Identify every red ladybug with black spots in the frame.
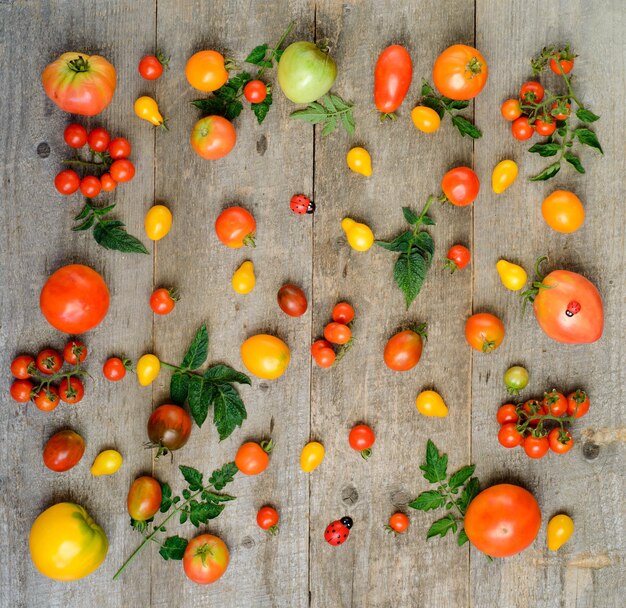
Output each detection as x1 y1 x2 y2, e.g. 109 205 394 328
290 194 315 215
324 516 353 546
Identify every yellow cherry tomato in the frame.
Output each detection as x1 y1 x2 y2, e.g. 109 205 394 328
415 390 448 417
541 190 585 233
145 204 172 241
134 96 166 127
411 106 441 133
491 160 518 194
91 449 123 476
341 217 374 252
346 147 372 176
240 334 290 380
496 259 528 291
300 441 325 472
232 260 255 294
29 503 108 581
547 514 574 551
136 354 160 386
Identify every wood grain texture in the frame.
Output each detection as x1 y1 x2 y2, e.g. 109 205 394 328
472 1 626 607
148 1 313 606
0 1 155 606
309 2 474 607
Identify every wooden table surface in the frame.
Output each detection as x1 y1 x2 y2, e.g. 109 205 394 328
1 1 624 606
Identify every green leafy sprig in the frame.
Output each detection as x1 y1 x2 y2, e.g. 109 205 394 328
419 81 482 139
409 440 480 546
375 198 435 308
73 200 148 254
245 21 294 77
159 325 251 440
114 461 238 580
290 93 356 136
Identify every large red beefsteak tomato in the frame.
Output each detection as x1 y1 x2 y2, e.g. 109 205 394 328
42 52 116 116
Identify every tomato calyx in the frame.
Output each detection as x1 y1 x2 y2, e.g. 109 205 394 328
242 233 256 248
520 255 555 314
480 335 496 353
67 55 91 73
465 56 484 77
359 448 372 461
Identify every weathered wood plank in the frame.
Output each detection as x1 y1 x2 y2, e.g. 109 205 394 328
472 1 626 606
310 2 475 606
0 1 156 606
149 1 313 606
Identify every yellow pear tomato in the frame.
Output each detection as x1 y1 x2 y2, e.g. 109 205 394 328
341 217 374 251
240 334 290 380
134 96 166 128
411 106 441 133
29 503 108 581
300 441 325 472
136 354 160 386
496 259 527 291
145 205 172 241
415 390 448 417
91 449 123 476
346 147 372 176
547 514 574 551
232 261 255 294
491 160 518 194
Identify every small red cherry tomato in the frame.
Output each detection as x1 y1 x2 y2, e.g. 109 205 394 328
387 512 409 534
324 322 351 345
109 159 135 183
11 354 35 379
108 137 132 159
519 81 544 103
256 506 279 534
543 390 567 416
10 379 34 403
243 80 267 104
36 348 62 375
63 339 87 365
54 169 80 195
33 386 60 412
534 116 556 137
441 167 480 206
498 423 523 448
550 54 574 75
522 399 547 426
59 377 85 404
103 357 130 382
348 424 375 459
496 404 519 425
567 389 589 418
548 428 574 454
500 99 522 121
100 173 117 192
313 347 336 368
523 435 549 459
150 288 179 315
444 245 470 272
87 127 110 153
511 116 534 140
332 302 355 324
80 175 102 198
139 54 166 80
63 124 88 148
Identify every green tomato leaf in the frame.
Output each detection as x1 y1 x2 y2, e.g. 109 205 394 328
575 108 600 123
187 376 209 428
208 462 238 491
421 80 435 96
340 110 356 136
402 207 420 225
409 490 445 511
528 143 561 157
181 325 209 370
179 465 203 491
170 372 190 405
446 99 470 110
204 364 251 386
159 483 172 513
375 231 413 253
92 220 149 254
159 536 188 561
201 491 236 503
321 116 337 136
564 153 585 174
189 501 224 527
72 214 96 232
74 203 93 221
530 161 561 181
412 231 435 261
448 465 476 490
457 477 480 513
179 512 188 525
212 383 247 441
575 127 603 153
245 44 269 65
420 440 448 484
457 529 469 546
191 97 228 118
451 115 482 139
420 96 445 119
394 249 428 309
251 91 272 124
426 515 458 539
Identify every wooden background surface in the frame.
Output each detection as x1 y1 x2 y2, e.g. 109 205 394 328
0 1 624 607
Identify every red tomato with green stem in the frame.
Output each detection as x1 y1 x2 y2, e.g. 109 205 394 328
107 137 131 159
496 404 519 425
383 325 426 371
548 428 573 454
550 52 574 75
522 399 547 426
243 80 267 104
54 170 80 195
43 430 85 472
551 101 571 121
567 390 589 418
444 245 470 272
191 115 236 160
150 288 179 316
59 377 85 404
103 357 130 382
433 44 488 100
324 322 351 345
10 379 34 403
374 45 413 118
498 423 523 448
127 476 163 521
534 116 556 137
36 349 62 375
215 206 256 248
235 441 271 476
465 313 505 353
139 54 167 80
512 116 534 140
63 340 87 365
349 424 375 459
147 404 192 457
441 167 480 206
79 176 102 198
523 435 549 459
256 506 279 534
543 390 567 416
332 302 355 324
11 354 35 379
33 386 60 412
520 81 544 103
63 124 88 148
183 534 229 585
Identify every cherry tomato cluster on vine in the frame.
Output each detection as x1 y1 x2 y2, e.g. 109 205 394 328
496 388 589 459
10 340 89 411
55 124 135 197
311 302 355 368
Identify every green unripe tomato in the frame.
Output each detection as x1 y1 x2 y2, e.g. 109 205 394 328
277 41 337 104
504 365 529 396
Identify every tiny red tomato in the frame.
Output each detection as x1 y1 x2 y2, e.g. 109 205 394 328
441 167 480 206
522 399 547 426
110 159 135 183
100 173 117 192
63 339 87 365
243 80 267 104
500 99 522 121
87 127 110 153
256 506 279 533
543 390 567 417
33 386 60 412
496 404 519 425
550 55 574 75
43 430 85 472
534 116 556 137
523 435 549 459
548 428 574 454
551 102 571 121
313 347 336 368
388 512 409 534
519 81 544 103
108 137 132 159
567 389 589 418
332 302 355 324
59 377 85 404
54 169 80 195
512 116 534 140
445 245 471 272
149 288 178 315
498 423 523 448
63 123 88 148
277 284 308 317
80 175 102 198
139 54 165 80
103 357 129 382
36 349 62 375
10 379 34 403
311 339 332 356
349 424 375 459
324 322 351 345
11 354 35 379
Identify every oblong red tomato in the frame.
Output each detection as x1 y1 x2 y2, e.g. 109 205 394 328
191 115 236 160
433 44 488 100
533 270 603 344
277 284 308 317
383 328 425 371
42 52 116 116
43 430 85 472
40 264 110 334
374 45 413 116
127 476 163 522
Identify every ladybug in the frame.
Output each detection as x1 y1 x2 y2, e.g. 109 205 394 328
324 516 353 546
290 194 315 215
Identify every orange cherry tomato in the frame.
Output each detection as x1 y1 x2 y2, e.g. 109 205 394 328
388 512 409 534
331 302 355 324
235 441 271 476
501 99 522 121
215 206 256 248
541 190 585 233
323 322 351 345
465 313 505 353
185 51 228 92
